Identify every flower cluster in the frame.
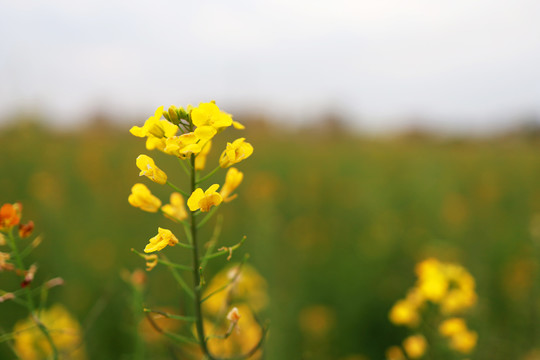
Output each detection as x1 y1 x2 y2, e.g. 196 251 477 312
128 101 265 359
387 258 478 359
1 202 83 359
128 101 252 254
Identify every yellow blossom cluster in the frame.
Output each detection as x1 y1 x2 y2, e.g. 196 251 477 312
127 101 252 257
386 258 478 359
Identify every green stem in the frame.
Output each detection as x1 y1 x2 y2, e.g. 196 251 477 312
6 229 58 360
196 165 221 185
189 154 215 359
166 181 189 197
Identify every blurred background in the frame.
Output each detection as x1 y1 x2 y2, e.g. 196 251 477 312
1 1 540 359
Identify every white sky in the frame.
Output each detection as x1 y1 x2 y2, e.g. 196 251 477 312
1 0 539 132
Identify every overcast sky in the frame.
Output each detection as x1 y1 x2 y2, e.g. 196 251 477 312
1 0 539 132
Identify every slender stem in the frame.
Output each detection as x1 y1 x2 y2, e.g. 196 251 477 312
5 229 58 360
190 154 215 359
196 165 221 185
177 157 191 176
166 181 189 197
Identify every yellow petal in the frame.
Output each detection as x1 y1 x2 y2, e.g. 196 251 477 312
188 188 205 211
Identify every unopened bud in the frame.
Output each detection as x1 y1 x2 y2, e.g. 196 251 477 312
21 264 37 288
0 293 15 303
227 307 241 323
162 110 171 121
19 221 34 238
168 105 179 123
46 277 64 289
31 235 43 249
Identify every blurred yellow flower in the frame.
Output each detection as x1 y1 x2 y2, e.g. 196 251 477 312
415 258 448 302
203 264 268 315
195 141 212 171
204 304 263 359
130 106 178 151
164 133 202 159
128 183 162 212
439 318 467 337
136 155 167 185
144 227 179 253
161 192 188 222
219 138 254 168
385 346 406 360
191 102 233 135
389 299 420 327
403 334 427 359
449 329 477 354
187 184 223 212
13 304 86 360
220 168 244 202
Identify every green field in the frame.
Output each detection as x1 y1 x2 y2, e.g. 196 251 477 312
1 120 540 359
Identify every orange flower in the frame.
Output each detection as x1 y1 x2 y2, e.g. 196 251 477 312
0 203 22 230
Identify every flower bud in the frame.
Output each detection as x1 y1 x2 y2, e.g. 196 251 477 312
19 221 34 238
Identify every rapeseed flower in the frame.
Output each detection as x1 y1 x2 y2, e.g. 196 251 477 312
161 192 188 222
187 184 223 212
389 299 420 327
219 138 254 168
128 184 162 212
403 334 427 359
220 168 244 202
164 133 202 159
144 227 179 253
191 102 233 136
130 106 178 151
449 329 477 354
136 155 167 184
439 318 467 337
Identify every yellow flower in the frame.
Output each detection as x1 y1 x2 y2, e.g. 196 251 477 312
449 329 477 354
130 106 179 151
191 102 233 137
204 305 263 358
219 138 254 168
164 133 202 159
195 141 212 171
439 318 467 337
202 264 269 315
385 346 406 360
136 155 167 184
161 192 188 222
415 258 448 302
144 227 179 253
389 299 420 327
220 167 244 202
13 304 86 360
128 183 162 212
187 184 223 212
403 334 427 359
